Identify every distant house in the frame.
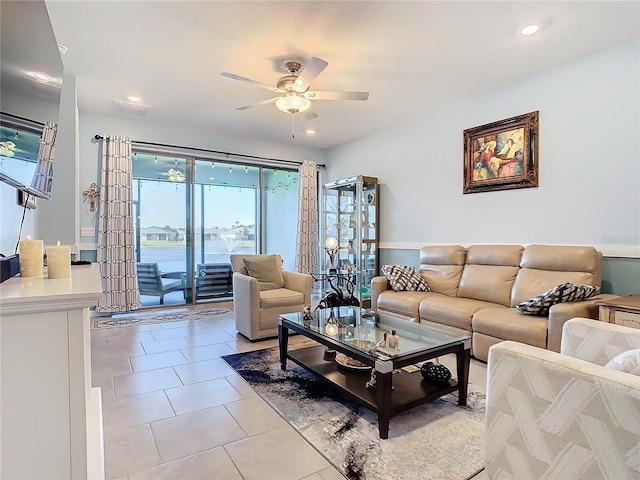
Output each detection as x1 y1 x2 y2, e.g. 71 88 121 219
194 227 223 241
221 226 255 241
140 226 181 241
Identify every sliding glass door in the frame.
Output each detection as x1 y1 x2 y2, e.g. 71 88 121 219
262 168 299 271
132 151 301 308
133 153 190 307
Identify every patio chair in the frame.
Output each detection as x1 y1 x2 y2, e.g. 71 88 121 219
195 263 233 299
136 262 183 304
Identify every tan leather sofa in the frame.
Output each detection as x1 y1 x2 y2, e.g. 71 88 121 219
371 244 619 361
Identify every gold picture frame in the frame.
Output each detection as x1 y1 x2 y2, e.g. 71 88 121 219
463 111 539 194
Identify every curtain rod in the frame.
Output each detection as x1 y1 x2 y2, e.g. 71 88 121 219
1 111 45 127
93 135 325 168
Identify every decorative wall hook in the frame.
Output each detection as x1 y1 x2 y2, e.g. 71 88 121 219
83 183 100 211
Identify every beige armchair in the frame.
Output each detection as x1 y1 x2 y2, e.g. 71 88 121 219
482 318 640 479
230 254 312 340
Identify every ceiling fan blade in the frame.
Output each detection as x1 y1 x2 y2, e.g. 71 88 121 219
305 91 369 101
295 57 329 90
236 97 278 111
220 72 284 93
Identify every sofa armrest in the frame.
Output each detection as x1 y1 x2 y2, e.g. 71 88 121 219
371 275 391 311
486 340 640 479
561 317 640 365
546 293 620 352
282 271 313 306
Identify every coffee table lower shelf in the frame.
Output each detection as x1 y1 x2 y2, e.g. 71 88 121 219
287 345 459 433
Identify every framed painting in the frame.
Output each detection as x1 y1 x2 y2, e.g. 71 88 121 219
463 111 539 194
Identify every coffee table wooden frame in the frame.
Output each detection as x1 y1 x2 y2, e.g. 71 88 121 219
278 310 471 439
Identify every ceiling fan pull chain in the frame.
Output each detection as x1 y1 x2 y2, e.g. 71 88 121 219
292 113 295 139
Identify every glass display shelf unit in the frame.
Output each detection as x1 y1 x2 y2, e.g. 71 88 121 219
322 175 378 307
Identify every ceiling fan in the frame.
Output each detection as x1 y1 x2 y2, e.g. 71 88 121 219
220 57 369 122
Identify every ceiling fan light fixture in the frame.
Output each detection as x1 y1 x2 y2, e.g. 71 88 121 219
275 94 311 114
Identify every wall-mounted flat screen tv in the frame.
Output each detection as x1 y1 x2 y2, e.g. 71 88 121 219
0 113 56 199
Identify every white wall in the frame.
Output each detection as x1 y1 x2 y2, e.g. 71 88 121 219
325 39 640 258
74 111 327 250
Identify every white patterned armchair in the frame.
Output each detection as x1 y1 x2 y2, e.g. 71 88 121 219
484 318 640 479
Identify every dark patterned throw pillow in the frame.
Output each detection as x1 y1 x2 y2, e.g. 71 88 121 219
517 282 600 316
381 265 431 292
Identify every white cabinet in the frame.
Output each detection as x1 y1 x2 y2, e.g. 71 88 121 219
0 264 104 479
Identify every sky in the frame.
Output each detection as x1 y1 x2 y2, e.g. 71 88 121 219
135 180 295 229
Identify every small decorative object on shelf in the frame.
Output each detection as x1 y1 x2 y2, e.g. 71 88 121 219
420 360 452 385
302 305 313 327
366 329 401 389
323 308 338 360
324 236 339 273
386 329 399 350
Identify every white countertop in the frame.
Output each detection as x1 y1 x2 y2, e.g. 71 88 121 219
0 263 103 315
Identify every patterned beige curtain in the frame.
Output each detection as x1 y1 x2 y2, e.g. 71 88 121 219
95 135 141 313
295 160 319 274
30 121 57 196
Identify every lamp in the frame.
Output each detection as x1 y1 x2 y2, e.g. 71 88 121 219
323 308 338 360
275 93 311 114
324 236 339 273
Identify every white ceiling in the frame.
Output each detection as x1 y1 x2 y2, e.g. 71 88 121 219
43 1 639 149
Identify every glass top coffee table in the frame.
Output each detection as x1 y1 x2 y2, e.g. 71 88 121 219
278 306 471 439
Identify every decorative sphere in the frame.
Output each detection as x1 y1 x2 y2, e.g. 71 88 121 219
420 362 452 385
325 237 339 250
325 323 339 336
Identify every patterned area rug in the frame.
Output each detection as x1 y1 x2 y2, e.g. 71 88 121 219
222 346 486 480
91 307 233 329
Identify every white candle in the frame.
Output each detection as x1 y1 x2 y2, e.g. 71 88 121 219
18 235 44 277
47 241 71 279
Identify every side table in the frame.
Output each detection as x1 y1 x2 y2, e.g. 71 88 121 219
596 295 640 329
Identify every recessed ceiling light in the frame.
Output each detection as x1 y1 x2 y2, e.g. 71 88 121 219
127 95 141 103
520 24 540 36
305 128 316 135
57 44 68 55
33 72 49 81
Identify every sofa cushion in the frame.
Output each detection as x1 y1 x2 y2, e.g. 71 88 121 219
516 282 600 316
243 255 285 291
381 265 431 292
419 245 466 297
376 290 429 319
511 245 599 306
259 288 304 309
472 307 548 349
466 244 524 266
419 296 505 331
605 349 640 376
458 265 520 307
511 269 596 307
520 245 599 273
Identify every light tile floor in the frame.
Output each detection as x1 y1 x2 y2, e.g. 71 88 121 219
91 305 487 479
